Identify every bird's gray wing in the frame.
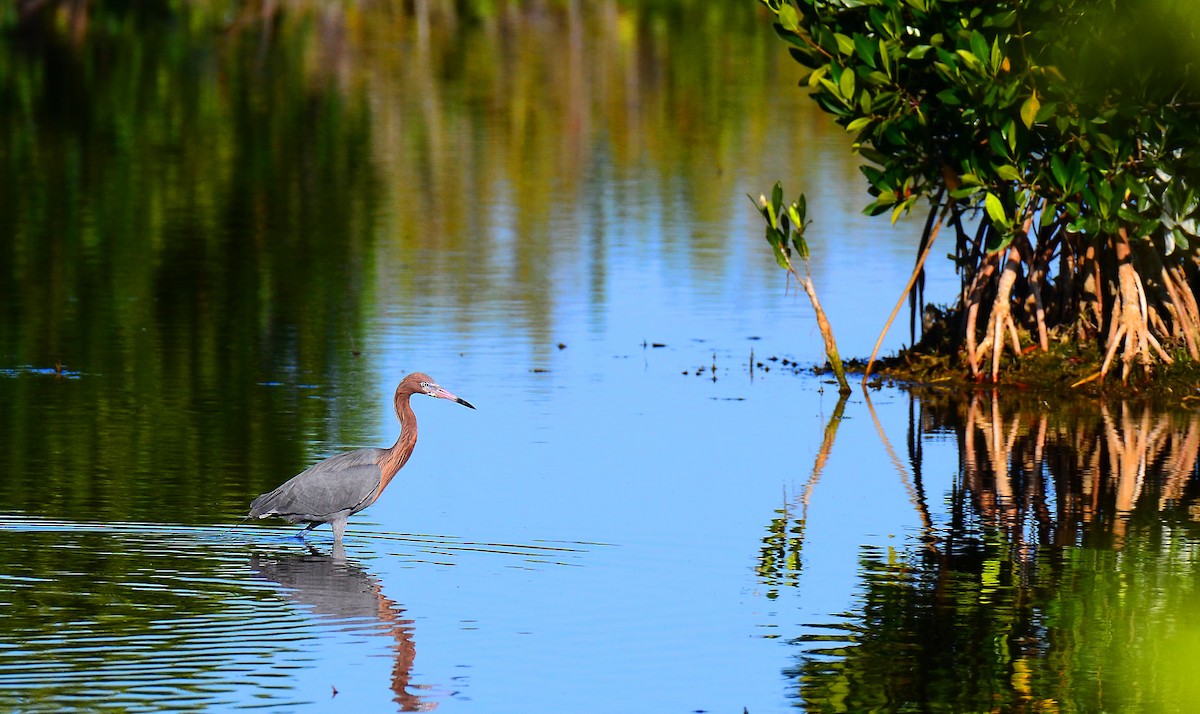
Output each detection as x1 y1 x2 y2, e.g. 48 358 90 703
250 449 384 523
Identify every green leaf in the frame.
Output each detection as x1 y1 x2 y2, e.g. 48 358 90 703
1175 227 1190 252
771 182 783 219
839 68 855 100
779 3 800 33
807 65 828 88
863 190 898 216
787 203 803 230
793 233 810 261
1117 206 1144 225
1050 155 1067 190
955 49 983 73
891 197 914 225
996 164 1021 182
846 116 872 133
1020 91 1040 129
765 226 790 268
969 31 988 66
1040 205 1057 227
765 224 780 249
906 44 932 59
854 34 877 68
986 229 1014 254
985 192 1008 225
834 33 855 56
935 89 961 105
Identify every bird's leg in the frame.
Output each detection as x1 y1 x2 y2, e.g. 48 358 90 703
293 521 319 540
330 517 348 544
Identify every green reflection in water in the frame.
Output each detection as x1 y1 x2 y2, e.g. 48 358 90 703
0 5 381 523
0 522 427 711
0 527 281 711
769 393 1200 712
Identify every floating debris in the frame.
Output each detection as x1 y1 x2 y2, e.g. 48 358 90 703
0 365 83 380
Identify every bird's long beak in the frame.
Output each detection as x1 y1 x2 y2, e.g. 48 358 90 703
432 385 476 409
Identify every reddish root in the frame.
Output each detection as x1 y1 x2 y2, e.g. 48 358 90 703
1101 258 1172 381
967 247 1023 381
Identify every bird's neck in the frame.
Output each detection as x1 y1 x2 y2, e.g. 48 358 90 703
379 395 419 481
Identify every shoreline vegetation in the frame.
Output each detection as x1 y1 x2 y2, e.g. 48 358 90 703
756 0 1200 391
856 331 1200 401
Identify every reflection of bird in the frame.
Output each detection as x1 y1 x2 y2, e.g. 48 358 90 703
251 545 435 711
249 373 475 543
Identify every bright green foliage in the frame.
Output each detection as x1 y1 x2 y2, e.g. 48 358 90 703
752 181 810 270
752 183 853 393
759 0 1200 377
763 0 1200 250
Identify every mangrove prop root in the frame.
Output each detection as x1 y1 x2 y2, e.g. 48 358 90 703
964 253 999 378
1101 256 1172 381
863 200 950 386
1163 264 1200 360
968 246 1022 381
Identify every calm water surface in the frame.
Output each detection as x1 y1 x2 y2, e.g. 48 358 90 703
2 3 1200 712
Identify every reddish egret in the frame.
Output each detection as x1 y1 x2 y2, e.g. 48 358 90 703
248 373 475 543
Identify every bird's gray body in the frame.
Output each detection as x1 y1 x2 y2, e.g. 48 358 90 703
249 448 388 539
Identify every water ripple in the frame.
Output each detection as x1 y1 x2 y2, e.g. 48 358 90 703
0 513 587 711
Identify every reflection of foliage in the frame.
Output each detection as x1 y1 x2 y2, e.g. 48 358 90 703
758 497 806 600
0 529 287 710
793 526 1200 712
758 395 847 600
0 3 380 522
794 539 1031 712
771 393 1200 710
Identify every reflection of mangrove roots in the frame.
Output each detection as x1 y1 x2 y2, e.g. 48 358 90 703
1100 402 1174 517
938 392 1200 550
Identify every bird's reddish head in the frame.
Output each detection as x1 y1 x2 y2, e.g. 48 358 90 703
396 372 475 409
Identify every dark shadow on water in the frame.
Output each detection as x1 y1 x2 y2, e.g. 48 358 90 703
250 544 435 712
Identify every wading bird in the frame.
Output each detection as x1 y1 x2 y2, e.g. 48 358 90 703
248 373 475 543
